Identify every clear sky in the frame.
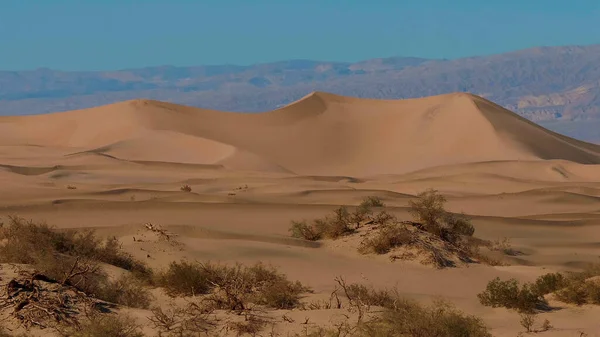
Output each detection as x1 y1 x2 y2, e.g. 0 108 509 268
1 0 599 71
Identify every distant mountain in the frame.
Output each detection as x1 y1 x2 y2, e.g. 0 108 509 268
1 45 600 142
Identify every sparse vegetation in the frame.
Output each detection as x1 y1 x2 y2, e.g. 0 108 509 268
156 261 309 310
59 312 145 337
358 223 413 254
148 302 216 337
0 216 153 331
289 191 492 268
180 184 192 192
477 277 547 313
289 206 355 241
307 279 492 337
479 265 600 314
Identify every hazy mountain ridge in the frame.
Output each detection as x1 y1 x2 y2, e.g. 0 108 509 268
1 45 600 142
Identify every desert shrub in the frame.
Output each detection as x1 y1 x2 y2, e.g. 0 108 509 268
289 206 355 241
408 189 447 235
156 261 308 310
0 216 153 308
289 220 322 241
226 315 269 336
322 206 355 239
343 283 398 309
519 313 536 333
180 184 192 192
444 213 475 237
155 260 213 296
359 224 413 254
0 217 151 277
356 299 491 337
532 272 567 295
361 196 385 208
149 302 216 337
477 277 546 313
60 313 145 337
555 279 600 305
97 274 153 309
408 189 476 245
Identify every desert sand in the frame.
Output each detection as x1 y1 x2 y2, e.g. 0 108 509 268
1 92 600 336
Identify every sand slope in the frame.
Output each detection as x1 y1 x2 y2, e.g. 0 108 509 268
1 92 599 176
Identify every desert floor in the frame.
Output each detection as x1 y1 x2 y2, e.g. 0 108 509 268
1 144 600 336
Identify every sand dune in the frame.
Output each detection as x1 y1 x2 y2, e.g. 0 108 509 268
1 92 599 176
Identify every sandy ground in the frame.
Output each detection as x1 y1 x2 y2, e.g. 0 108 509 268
1 92 600 336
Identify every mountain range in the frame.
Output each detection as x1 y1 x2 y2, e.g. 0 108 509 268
1 44 600 142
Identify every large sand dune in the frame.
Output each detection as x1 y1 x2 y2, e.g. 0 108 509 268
1 92 599 176
1 92 600 336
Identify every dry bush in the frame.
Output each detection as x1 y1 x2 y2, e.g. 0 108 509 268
180 184 192 192
408 189 475 244
156 261 308 310
359 223 413 254
0 216 151 279
480 267 600 313
358 299 491 337
360 196 385 208
97 274 153 309
477 277 547 313
326 279 491 337
148 302 216 337
226 314 269 336
59 312 145 337
0 216 152 309
519 313 536 333
155 260 213 297
289 206 355 241
532 272 567 296
290 196 388 241
554 264 600 305
289 220 322 241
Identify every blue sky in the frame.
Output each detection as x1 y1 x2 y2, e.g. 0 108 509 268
1 0 599 71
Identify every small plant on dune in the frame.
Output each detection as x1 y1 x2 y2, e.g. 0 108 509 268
180 184 192 192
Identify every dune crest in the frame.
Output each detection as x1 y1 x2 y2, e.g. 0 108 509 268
0 92 599 176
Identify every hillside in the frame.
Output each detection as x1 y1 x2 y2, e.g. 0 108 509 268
2 92 599 176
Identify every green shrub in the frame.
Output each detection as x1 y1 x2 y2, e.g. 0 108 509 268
532 272 567 295
477 277 546 313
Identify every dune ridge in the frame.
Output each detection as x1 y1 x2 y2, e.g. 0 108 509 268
1 92 599 176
